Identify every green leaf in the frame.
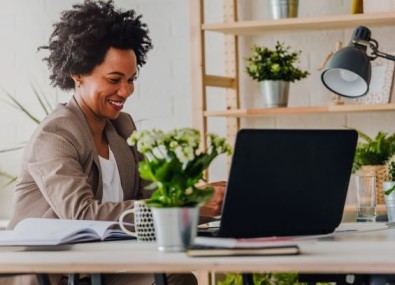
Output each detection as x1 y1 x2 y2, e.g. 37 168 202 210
0 145 24 153
0 171 17 187
2 91 41 124
385 185 395 195
32 87 49 115
30 80 53 114
138 161 156 181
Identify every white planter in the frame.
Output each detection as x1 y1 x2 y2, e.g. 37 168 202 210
151 207 199 252
383 181 395 222
260 80 289 108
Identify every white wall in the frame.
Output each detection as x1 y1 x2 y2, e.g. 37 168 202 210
0 0 394 218
0 0 192 218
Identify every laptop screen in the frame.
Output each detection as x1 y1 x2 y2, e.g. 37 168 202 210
218 129 358 238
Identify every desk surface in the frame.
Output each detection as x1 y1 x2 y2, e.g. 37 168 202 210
1 224 395 275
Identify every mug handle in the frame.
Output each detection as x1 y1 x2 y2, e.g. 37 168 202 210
119 209 136 237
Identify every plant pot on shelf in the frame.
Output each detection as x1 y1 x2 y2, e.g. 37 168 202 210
383 182 395 222
270 0 299 19
151 207 199 252
260 80 289 108
245 42 309 108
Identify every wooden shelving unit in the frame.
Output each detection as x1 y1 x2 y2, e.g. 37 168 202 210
189 0 395 157
202 12 395 35
205 103 395 117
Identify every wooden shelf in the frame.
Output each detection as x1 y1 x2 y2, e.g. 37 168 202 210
205 103 395 118
203 12 395 35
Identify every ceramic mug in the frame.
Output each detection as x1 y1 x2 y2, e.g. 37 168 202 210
119 200 156 242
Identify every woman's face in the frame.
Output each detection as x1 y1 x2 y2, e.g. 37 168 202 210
75 47 138 121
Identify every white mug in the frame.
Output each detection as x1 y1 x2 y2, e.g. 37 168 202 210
119 200 156 242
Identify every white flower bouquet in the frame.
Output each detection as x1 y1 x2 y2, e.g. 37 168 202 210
128 128 232 207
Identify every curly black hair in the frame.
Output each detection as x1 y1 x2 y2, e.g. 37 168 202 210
40 0 153 90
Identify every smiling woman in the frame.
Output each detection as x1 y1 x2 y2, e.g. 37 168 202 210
71 48 139 159
73 48 137 120
1 1 200 285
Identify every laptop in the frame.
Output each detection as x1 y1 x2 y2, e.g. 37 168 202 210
199 129 358 238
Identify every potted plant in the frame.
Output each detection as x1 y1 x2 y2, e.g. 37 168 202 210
128 128 232 251
245 41 309 108
384 154 395 222
353 129 395 205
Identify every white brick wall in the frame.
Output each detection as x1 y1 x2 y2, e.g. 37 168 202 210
0 0 395 218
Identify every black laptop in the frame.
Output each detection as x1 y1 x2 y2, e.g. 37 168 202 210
200 129 358 238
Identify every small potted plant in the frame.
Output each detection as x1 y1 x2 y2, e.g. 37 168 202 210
245 41 309 108
384 154 395 222
128 128 232 251
353 130 395 205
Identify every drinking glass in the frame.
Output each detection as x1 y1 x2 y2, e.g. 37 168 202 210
355 175 376 222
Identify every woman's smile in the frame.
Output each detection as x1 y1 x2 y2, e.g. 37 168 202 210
108 99 125 111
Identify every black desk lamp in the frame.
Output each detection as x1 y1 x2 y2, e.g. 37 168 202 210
321 26 395 98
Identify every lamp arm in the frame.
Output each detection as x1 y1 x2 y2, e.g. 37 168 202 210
366 38 395 62
374 50 395 62
353 38 395 62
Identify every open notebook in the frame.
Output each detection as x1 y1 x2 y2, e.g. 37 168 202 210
199 129 358 238
0 218 134 246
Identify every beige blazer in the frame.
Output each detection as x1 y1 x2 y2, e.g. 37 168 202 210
8 96 149 229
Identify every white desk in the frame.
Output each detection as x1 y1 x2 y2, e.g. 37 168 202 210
0 226 395 276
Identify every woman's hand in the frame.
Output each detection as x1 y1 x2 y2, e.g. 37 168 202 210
199 181 226 217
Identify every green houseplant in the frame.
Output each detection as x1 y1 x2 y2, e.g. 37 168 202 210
128 128 232 251
245 41 309 108
245 41 309 82
353 129 395 206
128 128 232 207
353 130 395 173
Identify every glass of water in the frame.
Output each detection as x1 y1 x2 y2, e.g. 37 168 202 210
355 175 376 222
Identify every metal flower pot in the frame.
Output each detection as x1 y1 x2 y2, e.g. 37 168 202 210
260 80 289 108
151 207 199 252
383 181 395 222
270 0 299 19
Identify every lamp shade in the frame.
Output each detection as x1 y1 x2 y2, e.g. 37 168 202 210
321 46 371 98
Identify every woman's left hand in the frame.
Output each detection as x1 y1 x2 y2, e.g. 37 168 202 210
199 181 226 217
